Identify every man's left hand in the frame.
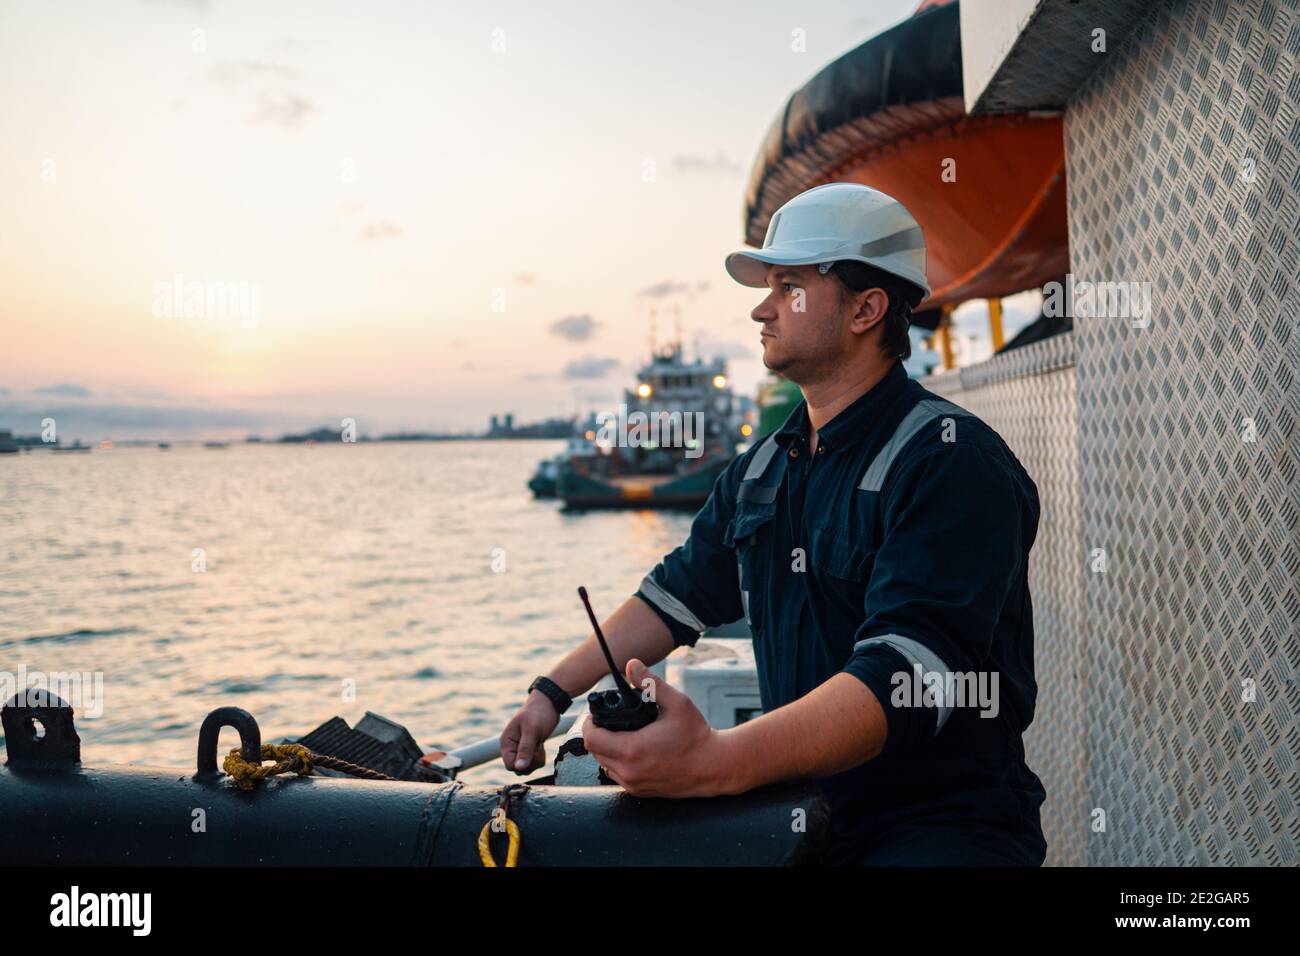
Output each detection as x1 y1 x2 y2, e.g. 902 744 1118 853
582 659 740 798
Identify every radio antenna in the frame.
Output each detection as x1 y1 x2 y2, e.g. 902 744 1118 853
577 586 634 695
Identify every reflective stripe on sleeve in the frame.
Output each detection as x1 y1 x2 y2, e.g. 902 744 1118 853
638 574 706 633
853 633 955 733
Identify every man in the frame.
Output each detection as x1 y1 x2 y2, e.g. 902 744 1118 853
500 182 1048 866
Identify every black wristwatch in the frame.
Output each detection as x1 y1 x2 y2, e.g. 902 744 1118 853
528 676 572 714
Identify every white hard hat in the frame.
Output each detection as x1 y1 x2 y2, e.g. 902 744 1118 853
725 182 931 301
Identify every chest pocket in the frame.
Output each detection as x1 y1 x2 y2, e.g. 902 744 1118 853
724 502 776 550
725 502 775 627
809 396 972 592
807 525 877 660
809 525 876 587
725 433 790 628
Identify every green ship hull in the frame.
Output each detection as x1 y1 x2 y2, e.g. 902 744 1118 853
557 456 729 510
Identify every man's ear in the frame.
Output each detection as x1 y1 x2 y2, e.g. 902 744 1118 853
849 287 889 336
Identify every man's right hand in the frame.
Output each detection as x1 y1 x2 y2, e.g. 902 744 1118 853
499 691 561 774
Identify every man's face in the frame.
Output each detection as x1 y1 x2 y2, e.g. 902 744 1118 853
749 264 856 383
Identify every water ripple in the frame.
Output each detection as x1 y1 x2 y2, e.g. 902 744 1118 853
1 441 693 787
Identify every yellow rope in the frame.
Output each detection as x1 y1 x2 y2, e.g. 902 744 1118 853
223 743 315 791
227 743 525 865
477 816 521 867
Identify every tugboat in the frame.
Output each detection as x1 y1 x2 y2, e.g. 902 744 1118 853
528 429 600 499
527 456 561 498
555 340 748 510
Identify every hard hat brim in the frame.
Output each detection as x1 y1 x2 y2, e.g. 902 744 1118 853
725 247 932 302
724 248 824 288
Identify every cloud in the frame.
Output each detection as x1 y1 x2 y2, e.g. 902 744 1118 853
250 91 315 129
695 337 753 361
0 395 270 440
548 314 599 342
673 152 741 175
359 221 402 240
34 384 92 397
561 356 620 380
205 58 314 130
208 59 298 87
515 272 537 285
637 279 710 299
139 0 212 13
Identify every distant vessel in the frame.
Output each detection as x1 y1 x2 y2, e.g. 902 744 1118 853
553 341 748 510
755 376 802 439
157 442 171 450
203 441 229 449
528 432 599 499
0 431 17 455
50 440 91 453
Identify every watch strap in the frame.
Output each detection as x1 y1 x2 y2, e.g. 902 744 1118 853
528 675 572 714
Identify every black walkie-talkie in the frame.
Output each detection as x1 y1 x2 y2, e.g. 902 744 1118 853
578 586 658 731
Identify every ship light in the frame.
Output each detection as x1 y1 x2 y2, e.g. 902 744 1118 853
636 383 653 398
712 375 727 389
740 423 753 437
584 430 596 441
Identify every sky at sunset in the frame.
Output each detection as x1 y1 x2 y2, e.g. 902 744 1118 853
0 0 1027 441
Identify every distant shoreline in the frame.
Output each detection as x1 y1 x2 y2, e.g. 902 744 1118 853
0 430 575 449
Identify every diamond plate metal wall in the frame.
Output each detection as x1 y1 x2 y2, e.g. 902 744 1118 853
970 0 1155 114
1065 0 1299 865
924 334 1086 865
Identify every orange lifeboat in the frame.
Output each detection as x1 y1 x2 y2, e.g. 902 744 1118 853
741 0 1068 318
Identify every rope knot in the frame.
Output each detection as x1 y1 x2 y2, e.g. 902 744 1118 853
223 743 315 790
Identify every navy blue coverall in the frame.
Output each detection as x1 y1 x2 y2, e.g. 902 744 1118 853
635 359 1048 865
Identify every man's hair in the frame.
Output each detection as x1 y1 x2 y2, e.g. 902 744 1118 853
827 260 921 361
